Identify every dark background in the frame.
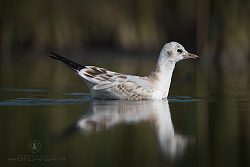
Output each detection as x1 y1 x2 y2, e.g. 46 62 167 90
0 0 249 60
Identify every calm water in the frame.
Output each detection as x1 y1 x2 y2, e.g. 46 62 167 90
0 53 250 167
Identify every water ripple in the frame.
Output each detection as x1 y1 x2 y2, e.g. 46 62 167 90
0 88 91 106
0 88 208 106
168 96 206 103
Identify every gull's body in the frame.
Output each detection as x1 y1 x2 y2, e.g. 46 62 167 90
50 42 198 100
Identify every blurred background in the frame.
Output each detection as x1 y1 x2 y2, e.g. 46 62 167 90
0 0 250 167
0 0 250 87
0 0 249 58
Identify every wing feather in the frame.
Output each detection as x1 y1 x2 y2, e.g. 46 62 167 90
78 66 154 100
93 83 118 90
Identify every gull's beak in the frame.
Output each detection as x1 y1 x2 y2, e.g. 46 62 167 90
184 53 199 59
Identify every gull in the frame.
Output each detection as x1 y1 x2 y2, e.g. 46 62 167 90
50 42 198 100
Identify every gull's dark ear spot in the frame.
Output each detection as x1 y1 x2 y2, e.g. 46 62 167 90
167 51 173 57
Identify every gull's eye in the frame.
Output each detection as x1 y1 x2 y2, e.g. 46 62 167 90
177 49 183 54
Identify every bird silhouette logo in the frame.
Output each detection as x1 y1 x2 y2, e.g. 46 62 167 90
27 140 41 154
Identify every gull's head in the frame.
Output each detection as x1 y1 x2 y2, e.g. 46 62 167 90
161 42 199 63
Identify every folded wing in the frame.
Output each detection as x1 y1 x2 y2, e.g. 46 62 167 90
78 66 153 100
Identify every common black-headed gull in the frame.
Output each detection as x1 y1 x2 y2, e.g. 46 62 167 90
50 42 198 100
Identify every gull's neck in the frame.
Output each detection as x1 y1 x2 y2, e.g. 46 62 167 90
148 49 176 98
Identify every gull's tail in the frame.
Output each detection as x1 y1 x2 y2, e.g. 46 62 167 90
49 51 85 71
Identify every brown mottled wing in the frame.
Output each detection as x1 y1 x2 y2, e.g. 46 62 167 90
78 66 127 89
78 66 153 99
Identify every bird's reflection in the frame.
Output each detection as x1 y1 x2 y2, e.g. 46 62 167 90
61 100 192 158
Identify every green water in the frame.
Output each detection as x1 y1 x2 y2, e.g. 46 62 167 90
0 53 249 167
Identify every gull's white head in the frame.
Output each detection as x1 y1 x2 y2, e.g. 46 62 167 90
160 42 199 63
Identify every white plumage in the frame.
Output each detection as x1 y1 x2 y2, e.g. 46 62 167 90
50 42 198 100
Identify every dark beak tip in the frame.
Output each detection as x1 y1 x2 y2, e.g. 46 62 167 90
189 53 199 59
194 54 201 59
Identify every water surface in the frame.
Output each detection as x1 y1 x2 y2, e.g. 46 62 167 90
0 54 249 167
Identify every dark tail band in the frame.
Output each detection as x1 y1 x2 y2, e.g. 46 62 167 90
49 51 85 71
